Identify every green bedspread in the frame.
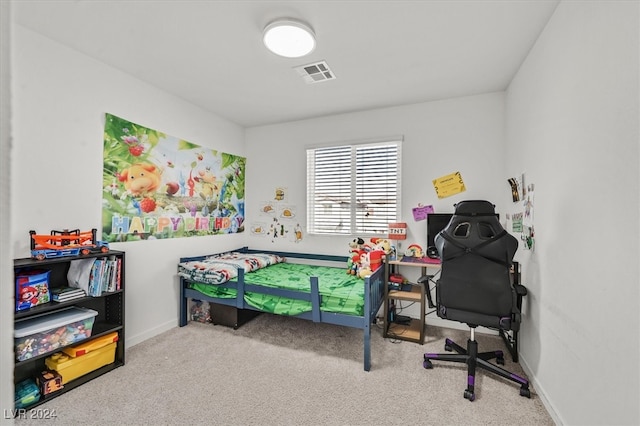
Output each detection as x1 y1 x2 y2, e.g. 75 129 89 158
190 263 365 316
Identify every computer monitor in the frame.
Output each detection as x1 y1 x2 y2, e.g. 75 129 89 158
426 213 454 248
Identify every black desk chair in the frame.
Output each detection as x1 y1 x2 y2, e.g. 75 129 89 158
422 200 531 401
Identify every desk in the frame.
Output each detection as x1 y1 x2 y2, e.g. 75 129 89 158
388 257 441 309
383 257 441 344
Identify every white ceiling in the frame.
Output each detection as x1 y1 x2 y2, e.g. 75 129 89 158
13 0 559 128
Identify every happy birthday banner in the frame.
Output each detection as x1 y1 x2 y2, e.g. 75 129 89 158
102 113 245 242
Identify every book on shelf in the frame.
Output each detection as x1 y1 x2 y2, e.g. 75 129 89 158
68 255 122 298
53 294 85 302
116 257 122 290
51 286 86 301
88 260 101 297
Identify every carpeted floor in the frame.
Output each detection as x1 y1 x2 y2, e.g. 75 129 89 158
16 314 554 425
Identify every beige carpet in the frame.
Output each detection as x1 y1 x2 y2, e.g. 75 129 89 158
17 314 554 425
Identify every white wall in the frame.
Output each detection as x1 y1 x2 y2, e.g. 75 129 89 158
506 1 639 425
10 26 246 355
1 1 15 423
245 92 508 326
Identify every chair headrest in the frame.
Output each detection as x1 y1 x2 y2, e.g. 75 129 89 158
453 200 496 216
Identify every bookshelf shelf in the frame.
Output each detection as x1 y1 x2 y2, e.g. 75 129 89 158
13 250 125 410
382 258 441 344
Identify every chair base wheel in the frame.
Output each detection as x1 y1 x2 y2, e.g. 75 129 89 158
423 359 433 369
464 390 475 401
520 387 531 398
496 356 505 365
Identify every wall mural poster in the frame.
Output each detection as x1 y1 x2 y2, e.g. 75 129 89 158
102 113 246 242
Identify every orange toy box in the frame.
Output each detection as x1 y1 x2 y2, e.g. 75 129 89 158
45 332 118 384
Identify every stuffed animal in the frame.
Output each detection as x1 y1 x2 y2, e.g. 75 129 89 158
347 250 363 275
371 237 392 255
347 238 366 275
349 237 365 251
358 266 373 279
354 252 370 278
118 163 162 196
368 250 384 272
405 244 423 258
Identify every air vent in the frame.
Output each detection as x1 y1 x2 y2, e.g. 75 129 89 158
294 60 336 84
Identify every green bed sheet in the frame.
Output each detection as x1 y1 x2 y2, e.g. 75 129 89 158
190 263 365 316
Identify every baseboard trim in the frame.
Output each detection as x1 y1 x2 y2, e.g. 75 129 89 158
125 319 176 349
518 353 563 425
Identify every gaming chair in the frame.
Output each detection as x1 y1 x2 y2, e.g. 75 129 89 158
422 200 531 401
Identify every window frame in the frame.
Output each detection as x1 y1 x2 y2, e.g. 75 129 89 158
306 137 402 236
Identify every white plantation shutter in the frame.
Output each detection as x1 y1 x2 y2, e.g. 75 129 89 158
307 140 401 235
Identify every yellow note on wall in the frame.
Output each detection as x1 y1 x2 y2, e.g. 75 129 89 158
432 171 466 199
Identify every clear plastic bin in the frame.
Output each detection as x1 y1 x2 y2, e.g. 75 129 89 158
15 307 98 361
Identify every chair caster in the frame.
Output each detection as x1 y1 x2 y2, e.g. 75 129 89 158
423 359 433 369
464 390 476 401
519 387 531 398
444 344 452 352
497 356 505 365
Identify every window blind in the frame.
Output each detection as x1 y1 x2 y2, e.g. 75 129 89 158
306 140 401 235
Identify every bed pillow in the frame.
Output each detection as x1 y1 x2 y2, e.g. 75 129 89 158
177 252 284 285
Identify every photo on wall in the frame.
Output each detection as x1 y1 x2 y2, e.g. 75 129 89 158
102 113 246 241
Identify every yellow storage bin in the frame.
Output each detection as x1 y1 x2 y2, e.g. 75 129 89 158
62 332 118 357
45 342 116 384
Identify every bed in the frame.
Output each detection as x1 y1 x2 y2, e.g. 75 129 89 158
177 247 386 371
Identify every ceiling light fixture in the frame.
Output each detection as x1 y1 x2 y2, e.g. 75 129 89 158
263 19 316 58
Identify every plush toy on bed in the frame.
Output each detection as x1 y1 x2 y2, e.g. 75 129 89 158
369 238 392 271
349 237 365 252
358 252 373 278
347 238 366 275
371 237 392 255
347 237 388 278
346 252 360 275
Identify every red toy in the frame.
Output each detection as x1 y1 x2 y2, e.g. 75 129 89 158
389 274 406 284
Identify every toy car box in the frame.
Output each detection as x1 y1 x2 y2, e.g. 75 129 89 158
46 341 117 384
14 307 98 361
15 269 51 311
14 378 40 409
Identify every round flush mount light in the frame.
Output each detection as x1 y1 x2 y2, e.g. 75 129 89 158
263 19 316 58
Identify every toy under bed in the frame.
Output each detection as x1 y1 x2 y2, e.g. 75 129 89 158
178 247 386 371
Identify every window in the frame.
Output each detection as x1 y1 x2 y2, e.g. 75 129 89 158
306 139 402 235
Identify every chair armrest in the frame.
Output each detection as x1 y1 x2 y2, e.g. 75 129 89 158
417 275 434 285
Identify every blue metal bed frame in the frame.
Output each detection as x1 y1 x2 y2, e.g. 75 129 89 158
178 247 386 371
